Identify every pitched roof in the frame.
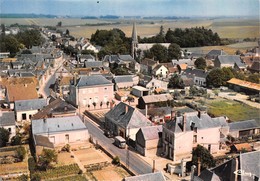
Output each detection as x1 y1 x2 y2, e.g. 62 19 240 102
165 113 227 133
240 151 260 181
84 61 104 68
34 135 54 148
178 63 188 70
124 171 166 181
227 78 260 91
76 75 112 87
249 60 260 72
140 94 173 104
183 68 208 78
141 58 157 66
232 143 252 152
197 169 221 181
32 116 87 135
0 111 16 126
32 98 76 120
229 120 259 131
217 55 244 66
172 59 195 66
153 64 167 72
6 83 38 102
113 75 134 83
139 125 162 141
105 102 151 129
207 49 227 56
15 98 47 111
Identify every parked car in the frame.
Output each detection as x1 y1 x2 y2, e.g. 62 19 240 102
114 136 126 149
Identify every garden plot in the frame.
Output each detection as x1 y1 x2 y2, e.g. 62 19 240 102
73 147 110 166
92 165 130 181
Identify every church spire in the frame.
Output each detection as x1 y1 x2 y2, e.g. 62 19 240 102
131 22 138 59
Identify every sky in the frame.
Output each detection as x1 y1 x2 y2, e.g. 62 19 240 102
0 0 259 17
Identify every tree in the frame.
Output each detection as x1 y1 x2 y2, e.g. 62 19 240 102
65 29 70 36
1 24 5 35
56 21 62 27
206 68 224 88
149 44 168 63
222 67 234 85
168 43 181 60
194 57 207 70
16 146 26 161
168 74 184 89
16 29 44 49
111 67 129 75
192 144 215 170
246 74 259 83
11 134 22 145
0 35 21 57
0 127 10 147
38 149 57 170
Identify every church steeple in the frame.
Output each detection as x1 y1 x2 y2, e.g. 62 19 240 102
131 22 138 59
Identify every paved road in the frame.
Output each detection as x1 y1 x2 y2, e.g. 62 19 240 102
84 116 153 175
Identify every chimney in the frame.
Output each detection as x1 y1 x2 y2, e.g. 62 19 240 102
191 165 196 181
183 114 186 132
198 157 201 176
43 118 46 123
171 108 175 120
221 49 224 55
73 73 78 86
125 105 128 114
198 111 201 118
64 106 68 111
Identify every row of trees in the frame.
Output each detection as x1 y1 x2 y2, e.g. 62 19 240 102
0 29 44 57
143 43 181 63
140 26 221 47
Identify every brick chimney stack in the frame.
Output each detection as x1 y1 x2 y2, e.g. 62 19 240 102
183 114 186 132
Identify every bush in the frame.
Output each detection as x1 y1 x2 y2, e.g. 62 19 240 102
38 149 57 170
112 156 120 165
17 174 29 181
28 157 37 173
78 169 83 174
11 134 22 145
61 144 70 152
15 146 26 161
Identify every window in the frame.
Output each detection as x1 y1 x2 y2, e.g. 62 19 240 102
22 113 26 120
193 135 197 143
104 87 108 91
104 96 108 103
8 128 11 132
65 134 69 143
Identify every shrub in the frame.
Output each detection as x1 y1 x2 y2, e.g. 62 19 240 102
28 157 37 173
112 156 120 165
38 149 57 170
17 174 29 181
11 134 22 145
15 146 26 161
78 169 83 174
61 144 70 152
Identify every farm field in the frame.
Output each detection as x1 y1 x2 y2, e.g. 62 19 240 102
207 99 260 122
1 17 259 39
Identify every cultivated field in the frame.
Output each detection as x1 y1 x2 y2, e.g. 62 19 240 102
207 99 260 122
1 17 259 39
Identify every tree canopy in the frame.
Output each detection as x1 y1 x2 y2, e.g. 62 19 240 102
168 74 184 89
0 127 10 147
168 43 182 60
192 144 215 170
140 26 221 47
194 57 207 70
38 149 58 170
91 29 131 58
206 68 225 88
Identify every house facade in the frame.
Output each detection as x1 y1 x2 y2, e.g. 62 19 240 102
15 98 47 123
162 112 227 162
0 111 16 141
104 102 152 141
32 116 89 156
152 64 168 78
68 75 114 110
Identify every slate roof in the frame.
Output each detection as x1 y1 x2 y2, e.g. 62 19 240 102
113 75 133 83
76 75 112 87
141 58 157 66
132 85 149 91
32 98 77 119
249 60 260 72
0 111 16 126
139 125 162 141
240 151 260 181
124 171 166 181
15 98 47 111
32 116 87 135
34 135 54 148
165 113 227 133
217 55 245 67
197 169 221 181
207 49 227 56
182 68 208 78
229 119 260 131
140 94 173 104
105 102 151 129
84 61 103 68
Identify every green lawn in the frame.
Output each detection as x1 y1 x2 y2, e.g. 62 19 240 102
208 100 260 122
